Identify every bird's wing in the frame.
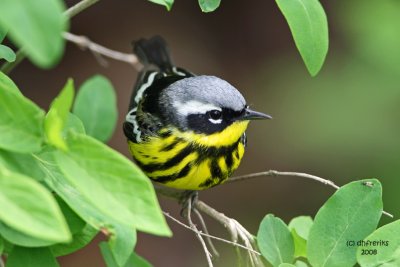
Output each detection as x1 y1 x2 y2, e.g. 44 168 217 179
125 70 193 143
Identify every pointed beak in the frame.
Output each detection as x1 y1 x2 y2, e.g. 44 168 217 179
239 107 272 121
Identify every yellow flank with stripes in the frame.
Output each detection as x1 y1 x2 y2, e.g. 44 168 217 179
128 135 188 165
165 158 212 189
148 152 197 177
128 120 249 190
218 156 228 175
235 142 245 168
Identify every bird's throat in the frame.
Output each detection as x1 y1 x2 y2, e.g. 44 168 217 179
174 121 249 147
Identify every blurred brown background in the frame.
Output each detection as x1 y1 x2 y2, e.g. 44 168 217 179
8 0 400 266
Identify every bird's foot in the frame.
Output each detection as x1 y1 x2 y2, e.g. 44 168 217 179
179 190 198 218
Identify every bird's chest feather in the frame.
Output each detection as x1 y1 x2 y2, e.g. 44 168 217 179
128 122 248 190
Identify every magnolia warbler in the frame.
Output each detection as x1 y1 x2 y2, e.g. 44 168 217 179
123 36 271 191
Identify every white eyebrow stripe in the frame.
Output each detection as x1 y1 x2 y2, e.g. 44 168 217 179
174 100 221 116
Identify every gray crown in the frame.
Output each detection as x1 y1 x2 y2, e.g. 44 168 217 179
161 75 245 111
158 75 246 129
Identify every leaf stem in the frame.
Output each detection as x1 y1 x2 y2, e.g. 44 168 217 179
63 32 142 70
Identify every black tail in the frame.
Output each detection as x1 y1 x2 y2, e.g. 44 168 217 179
133 35 174 72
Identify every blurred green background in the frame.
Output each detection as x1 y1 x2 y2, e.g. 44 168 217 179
8 0 400 266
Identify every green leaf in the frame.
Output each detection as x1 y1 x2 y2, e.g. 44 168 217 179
294 260 308 267
257 214 295 266
288 216 313 240
0 222 57 247
291 229 307 258
6 246 60 267
0 235 4 254
100 242 152 267
0 85 44 153
275 0 328 76
0 167 71 243
279 264 296 267
125 253 153 267
308 179 383 267
73 75 117 142
147 0 174 11
36 149 138 256
288 216 313 258
198 0 221 12
109 224 137 267
54 132 171 236
0 26 7 42
0 71 21 95
100 242 119 267
37 148 115 228
0 0 68 68
2 238 13 254
44 79 75 150
0 44 16 62
56 196 85 234
51 224 98 257
64 113 86 135
357 219 400 267
0 150 45 181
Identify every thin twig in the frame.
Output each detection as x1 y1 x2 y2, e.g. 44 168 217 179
186 198 213 267
64 0 100 18
0 49 26 74
228 170 394 218
63 32 142 70
0 0 101 74
193 208 220 258
157 187 263 266
382 211 393 218
163 212 260 255
229 170 340 189
195 201 264 267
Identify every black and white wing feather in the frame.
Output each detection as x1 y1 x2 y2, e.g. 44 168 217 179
124 36 193 143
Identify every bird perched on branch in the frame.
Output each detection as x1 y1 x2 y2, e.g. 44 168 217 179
123 36 271 191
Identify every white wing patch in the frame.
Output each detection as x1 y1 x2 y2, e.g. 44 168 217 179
126 71 158 142
172 67 187 76
134 72 158 104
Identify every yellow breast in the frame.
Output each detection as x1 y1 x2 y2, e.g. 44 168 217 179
128 121 249 190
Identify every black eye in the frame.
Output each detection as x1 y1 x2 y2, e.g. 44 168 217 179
209 110 222 120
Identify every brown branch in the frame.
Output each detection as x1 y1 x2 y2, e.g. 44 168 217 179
158 186 263 266
63 32 142 70
64 0 100 18
162 212 260 255
228 170 394 218
195 200 264 267
229 170 340 189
